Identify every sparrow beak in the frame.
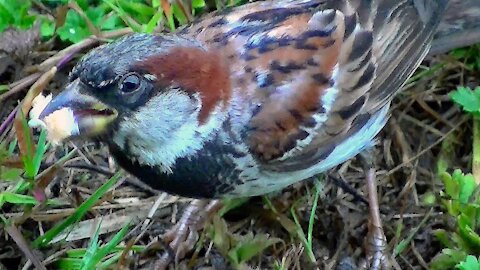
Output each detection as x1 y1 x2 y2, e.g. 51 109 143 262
38 79 118 141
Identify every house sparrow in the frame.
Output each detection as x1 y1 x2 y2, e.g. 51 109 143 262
36 0 448 267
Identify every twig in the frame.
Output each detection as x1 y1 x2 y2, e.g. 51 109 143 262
63 163 114 177
0 28 133 135
328 175 368 205
415 97 455 128
387 117 468 176
5 225 47 270
38 27 132 71
141 193 168 230
56 51 76 70
175 0 194 22
0 28 132 103
1 73 42 102
10 73 42 89
68 2 101 37
20 67 57 115
0 106 17 136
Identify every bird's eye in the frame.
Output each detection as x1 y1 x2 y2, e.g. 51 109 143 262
120 73 141 93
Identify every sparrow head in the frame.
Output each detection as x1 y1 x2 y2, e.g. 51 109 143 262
39 33 231 167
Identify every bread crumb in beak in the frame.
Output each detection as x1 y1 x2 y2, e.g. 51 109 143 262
29 93 52 129
28 93 79 144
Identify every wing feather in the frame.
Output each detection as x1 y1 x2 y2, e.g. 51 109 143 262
179 0 448 171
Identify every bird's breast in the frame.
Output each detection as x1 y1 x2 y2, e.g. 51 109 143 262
108 137 247 198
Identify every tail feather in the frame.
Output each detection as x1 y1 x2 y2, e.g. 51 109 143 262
367 0 449 110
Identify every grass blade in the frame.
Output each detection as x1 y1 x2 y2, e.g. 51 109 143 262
32 129 49 177
84 221 131 269
308 179 322 247
81 220 102 270
33 171 123 247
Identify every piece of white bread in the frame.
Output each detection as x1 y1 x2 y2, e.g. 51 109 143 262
29 93 78 144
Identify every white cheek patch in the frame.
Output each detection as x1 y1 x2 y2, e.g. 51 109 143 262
113 90 226 173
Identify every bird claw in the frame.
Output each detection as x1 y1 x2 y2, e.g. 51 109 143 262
363 225 390 270
155 226 199 269
154 199 222 269
357 211 392 270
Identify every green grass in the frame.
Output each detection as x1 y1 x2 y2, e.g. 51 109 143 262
55 223 144 270
208 214 282 269
290 179 322 264
1 112 130 267
33 171 124 248
430 44 480 269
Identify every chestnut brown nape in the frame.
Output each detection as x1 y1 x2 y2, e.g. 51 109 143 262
138 46 231 124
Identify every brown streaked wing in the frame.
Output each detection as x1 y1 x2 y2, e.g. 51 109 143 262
179 0 327 44
180 1 350 161
180 0 448 170
266 0 449 171
367 0 449 110
245 10 346 161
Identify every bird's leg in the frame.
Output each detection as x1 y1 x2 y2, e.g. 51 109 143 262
359 151 391 270
364 166 390 269
155 199 223 269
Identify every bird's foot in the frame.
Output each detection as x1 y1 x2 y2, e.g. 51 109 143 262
154 199 223 269
364 216 390 269
358 152 392 270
